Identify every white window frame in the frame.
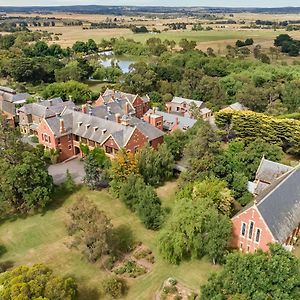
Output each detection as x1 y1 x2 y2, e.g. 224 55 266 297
248 220 255 241
240 222 247 237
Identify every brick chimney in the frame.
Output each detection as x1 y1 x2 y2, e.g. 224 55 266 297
82 104 87 114
115 113 121 123
59 118 65 134
143 113 151 124
125 102 129 115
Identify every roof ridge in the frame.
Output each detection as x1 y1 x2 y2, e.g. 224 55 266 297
257 165 298 208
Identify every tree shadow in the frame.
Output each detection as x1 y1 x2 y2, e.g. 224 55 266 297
77 285 101 300
0 260 14 272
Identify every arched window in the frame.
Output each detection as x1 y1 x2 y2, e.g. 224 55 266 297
255 229 261 243
248 221 254 239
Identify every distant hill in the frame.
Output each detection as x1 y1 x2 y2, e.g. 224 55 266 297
0 5 300 15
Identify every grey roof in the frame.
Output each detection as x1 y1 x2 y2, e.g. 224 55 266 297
0 100 16 115
128 116 164 141
92 107 163 141
255 158 293 184
19 99 75 119
57 109 135 147
92 99 135 117
227 102 248 111
255 166 300 243
146 109 197 131
102 89 137 105
0 86 15 93
171 96 203 108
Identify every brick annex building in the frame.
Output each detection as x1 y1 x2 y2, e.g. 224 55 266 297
232 158 300 253
20 90 165 162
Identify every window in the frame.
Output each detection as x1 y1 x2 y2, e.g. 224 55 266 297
58 138 61 145
48 136 51 143
240 243 243 251
248 221 254 239
247 246 250 253
255 229 261 243
68 145 72 150
134 146 139 153
105 146 113 154
176 107 180 111
241 223 247 237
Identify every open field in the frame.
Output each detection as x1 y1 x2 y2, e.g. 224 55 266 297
30 25 300 50
0 182 216 300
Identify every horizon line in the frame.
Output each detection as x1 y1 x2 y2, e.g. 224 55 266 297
0 5 300 9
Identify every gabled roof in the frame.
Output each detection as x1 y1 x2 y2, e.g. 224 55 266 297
226 102 248 111
0 100 16 115
92 99 135 117
58 109 135 147
255 166 300 243
255 158 293 184
19 99 75 119
146 109 197 131
171 96 203 108
128 116 164 141
92 107 163 141
102 89 138 104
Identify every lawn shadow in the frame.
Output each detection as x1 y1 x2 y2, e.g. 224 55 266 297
77 285 101 300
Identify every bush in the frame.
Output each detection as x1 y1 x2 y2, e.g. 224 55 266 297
31 135 39 143
113 260 146 278
168 277 178 286
63 169 76 193
101 276 128 299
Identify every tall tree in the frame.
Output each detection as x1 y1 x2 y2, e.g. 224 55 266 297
66 196 113 262
84 148 109 190
158 197 231 264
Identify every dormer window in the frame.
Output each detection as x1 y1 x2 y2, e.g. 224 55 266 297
86 124 90 130
93 127 98 132
102 129 107 135
78 122 82 128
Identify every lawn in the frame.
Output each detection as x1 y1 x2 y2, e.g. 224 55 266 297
0 182 217 299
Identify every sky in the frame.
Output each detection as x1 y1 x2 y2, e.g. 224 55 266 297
0 0 300 7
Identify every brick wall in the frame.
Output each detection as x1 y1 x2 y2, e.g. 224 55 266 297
125 127 148 152
231 205 275 253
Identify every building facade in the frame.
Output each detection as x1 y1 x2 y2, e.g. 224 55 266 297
232 163 300 253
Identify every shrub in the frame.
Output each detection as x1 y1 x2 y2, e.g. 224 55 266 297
63 169 76 193
113 260 146 278
168 278 178 286
100 276 128 299
31 135 39 143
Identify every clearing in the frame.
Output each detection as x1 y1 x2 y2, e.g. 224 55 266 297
0 182 217 299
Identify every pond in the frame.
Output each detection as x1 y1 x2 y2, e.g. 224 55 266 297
100 58 134 73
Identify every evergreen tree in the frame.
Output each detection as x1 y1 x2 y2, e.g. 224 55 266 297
63 169 76 193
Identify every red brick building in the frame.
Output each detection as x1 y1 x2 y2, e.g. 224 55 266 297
37 107 164 162
0 86 30 126
95 89 150 118
143 109 197 132
232 163 300 253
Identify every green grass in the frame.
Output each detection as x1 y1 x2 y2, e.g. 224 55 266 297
0 183 216 300
125 29 281 44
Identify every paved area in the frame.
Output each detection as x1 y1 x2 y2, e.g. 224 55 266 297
48 158 85 185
